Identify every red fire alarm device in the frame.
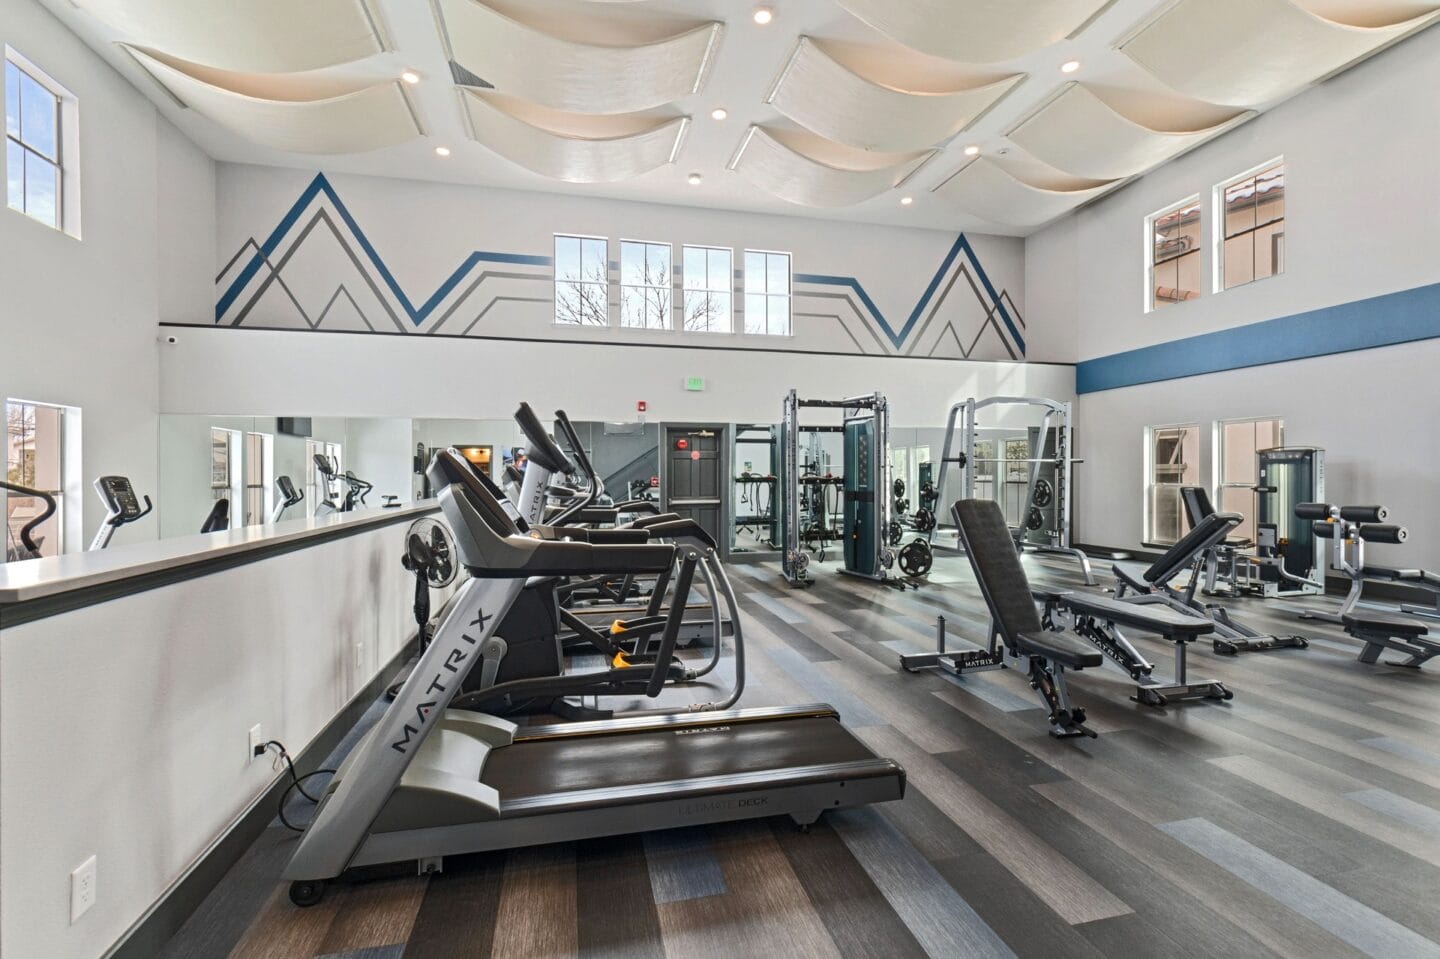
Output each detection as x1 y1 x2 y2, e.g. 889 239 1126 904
676 437 689 450
637 400 647 413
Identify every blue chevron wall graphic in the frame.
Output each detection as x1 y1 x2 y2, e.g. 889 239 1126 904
214 173 1025 359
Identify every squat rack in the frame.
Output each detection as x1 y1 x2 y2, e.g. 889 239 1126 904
934 395 1096 584
780 389 893 586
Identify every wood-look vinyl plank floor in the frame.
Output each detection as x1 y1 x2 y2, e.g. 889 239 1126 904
162 555 1440 959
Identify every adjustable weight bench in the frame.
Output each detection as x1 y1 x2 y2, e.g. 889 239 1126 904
1113 505 1309 656
1034 588 1230 707
1342 610 1438 668
902 500 1103 738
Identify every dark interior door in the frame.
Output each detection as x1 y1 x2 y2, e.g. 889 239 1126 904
665 426 725 547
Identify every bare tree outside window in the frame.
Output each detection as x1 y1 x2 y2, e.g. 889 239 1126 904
555 235 610 326
683 245 732 333
620 240 672 330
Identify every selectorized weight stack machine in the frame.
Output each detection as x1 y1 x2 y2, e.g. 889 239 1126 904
780 390 919 585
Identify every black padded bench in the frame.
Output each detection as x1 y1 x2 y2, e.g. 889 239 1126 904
1341 610 1438 668
1034 588 1230 707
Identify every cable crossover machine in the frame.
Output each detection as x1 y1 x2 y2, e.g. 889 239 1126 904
933 396 1099 585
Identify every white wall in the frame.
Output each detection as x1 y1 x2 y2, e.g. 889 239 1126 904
161 325 1076 429
0 515 431 958
0 0 215 549
1025 27 1440 568
346 416 414 506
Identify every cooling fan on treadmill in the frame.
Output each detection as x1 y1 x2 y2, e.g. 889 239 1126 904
402 517 458 588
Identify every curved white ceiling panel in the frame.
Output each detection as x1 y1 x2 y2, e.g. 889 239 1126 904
1121 0 1440 106
767 38 1022 152
727 126 934 207
438 0 722 115
126 47 420 155
1009 83 1253 180
76 0 383 74
932 157 1115 227
834 0 1115 63
460 91 688 182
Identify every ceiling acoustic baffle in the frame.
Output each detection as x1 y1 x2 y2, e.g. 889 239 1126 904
437 0 723 115
767 37 1022 153
727 125 935 207
931 156 1116 227
76 0 386 73
834 0 1117 63
1120 0 1440 106
459 91 690 182
1008 83 1253 180
125 46 421 154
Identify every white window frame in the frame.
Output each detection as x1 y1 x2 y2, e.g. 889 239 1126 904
1212 416 1283 542
618 239 673 331
553 233 610 327
681 244 734 334
1144 194 1201 313
1143 422 1201 547
4 46 80 237
4 398 80 557
743 249 792 337
1213 156 1285 294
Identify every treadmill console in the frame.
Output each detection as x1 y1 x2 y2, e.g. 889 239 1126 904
97 475 143 519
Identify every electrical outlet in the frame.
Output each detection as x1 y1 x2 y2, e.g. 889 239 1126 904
71 855 96 923
248 724 264 762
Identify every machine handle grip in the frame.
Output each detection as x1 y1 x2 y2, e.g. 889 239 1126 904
1311 521 1337 539
1340 505 1388 522
1294 502 1334 520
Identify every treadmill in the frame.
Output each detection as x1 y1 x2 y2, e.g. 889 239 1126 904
283 449 905 905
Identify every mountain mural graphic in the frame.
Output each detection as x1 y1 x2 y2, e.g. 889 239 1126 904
214 174 1025 359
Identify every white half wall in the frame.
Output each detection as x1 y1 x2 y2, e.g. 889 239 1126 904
158 326 1076 428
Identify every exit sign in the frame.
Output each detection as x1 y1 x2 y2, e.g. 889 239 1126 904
684 376 706 392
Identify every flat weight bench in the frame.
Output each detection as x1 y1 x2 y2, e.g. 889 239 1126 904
1342 609 1438 668
902 499 1104 739
1034 588 1231 707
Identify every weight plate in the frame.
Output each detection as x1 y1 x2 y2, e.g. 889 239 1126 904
888 521 903 546
1032 479 1053 507
898 539 933 578
1026 506 1045 531
892 478 906 498
914 507 936 532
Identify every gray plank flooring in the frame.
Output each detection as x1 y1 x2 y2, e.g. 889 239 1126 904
159 551 1440 959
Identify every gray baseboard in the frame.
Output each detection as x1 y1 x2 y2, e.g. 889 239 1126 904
104 635 419 959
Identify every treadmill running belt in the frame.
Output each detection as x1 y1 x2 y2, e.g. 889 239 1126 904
484 716 876 799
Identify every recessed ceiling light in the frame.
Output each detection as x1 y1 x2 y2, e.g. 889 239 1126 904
435 146 451 157
1060 59 1081 74
711 107 729 121
963 144 980 156
401 70 421 84
687 172 703 185
753 6 774 24
900 196 913 206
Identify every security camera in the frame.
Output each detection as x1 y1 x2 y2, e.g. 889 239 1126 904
159 334 179 345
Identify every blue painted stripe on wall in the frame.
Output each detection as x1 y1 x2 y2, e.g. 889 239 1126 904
1076 281 1440 393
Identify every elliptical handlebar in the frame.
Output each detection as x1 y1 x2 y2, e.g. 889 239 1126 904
1 480 58 557
548 410 602 526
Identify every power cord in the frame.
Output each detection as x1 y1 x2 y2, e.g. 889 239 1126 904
257 740 336 832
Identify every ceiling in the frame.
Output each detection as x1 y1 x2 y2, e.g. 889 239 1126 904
38 0 1440 236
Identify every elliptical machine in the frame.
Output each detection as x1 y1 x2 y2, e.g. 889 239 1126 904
2 480 57 561
271 475 304 522
313 456 372 514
